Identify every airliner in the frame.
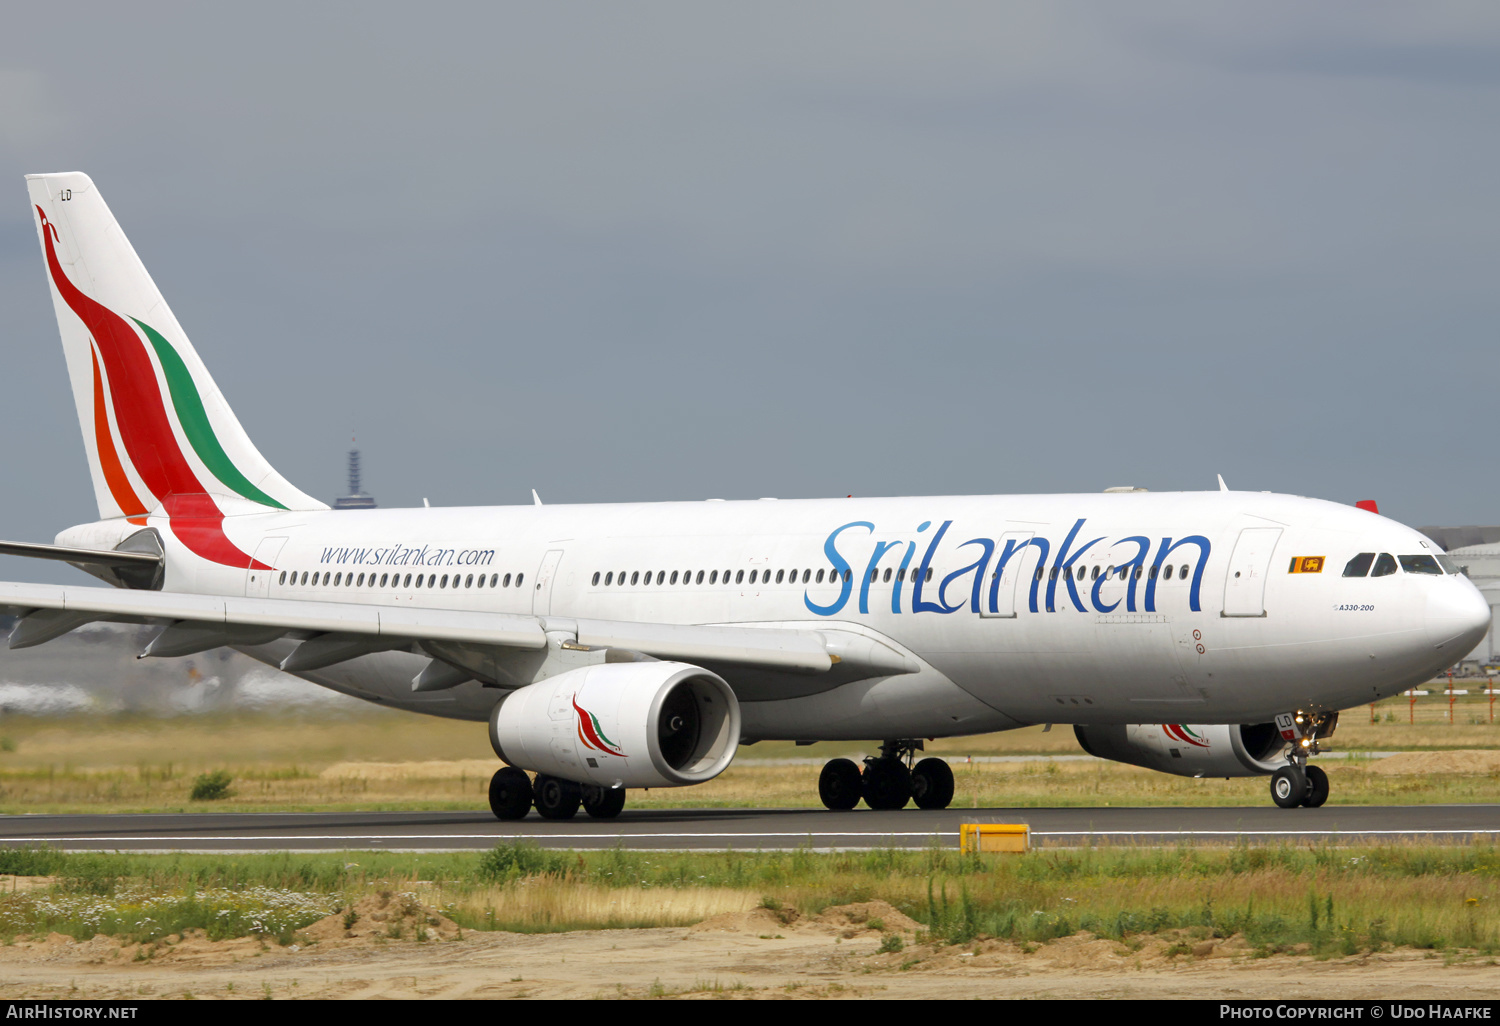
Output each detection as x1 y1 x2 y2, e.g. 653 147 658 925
2 173 1488 819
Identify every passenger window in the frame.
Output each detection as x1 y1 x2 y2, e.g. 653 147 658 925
670 571 679 585
278 571 286 585
655 571 664 585
476 574 485 588
736 570 745 584
1180 565 1189 579
1076 566 1086 581
465 574 474 588
515 573 524 587
815 569 824 584
1034 568 1043 582
1090 566 1099 581
1133 566 1142 580
1371 553 1398 577
696 570 705 585
1162 565 1173 580
503 573 512 587
1399 554 1443 576
334 572 342 586
803 569 811 584
1343 553 1374 577
380 573 388 587
1148 566 1158 580
1119 567 1129 581
490 574 498 587
415 575 423 588
710 570 719 584
752 570 761 584
926 568 933 583
631 571 640 586
402 574 411 587
846 569 853 583
604 572 612 585
356 573 364 586
439 574 447 588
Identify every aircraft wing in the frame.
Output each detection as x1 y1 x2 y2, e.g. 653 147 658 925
0 582 914 688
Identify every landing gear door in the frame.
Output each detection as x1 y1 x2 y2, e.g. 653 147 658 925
1222 527 1283 617
245 537 288 598
981 531 1035 618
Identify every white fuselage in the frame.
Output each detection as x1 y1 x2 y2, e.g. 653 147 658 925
61 489 1491 741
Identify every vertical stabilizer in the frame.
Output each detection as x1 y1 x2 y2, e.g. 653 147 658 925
26 173 326 527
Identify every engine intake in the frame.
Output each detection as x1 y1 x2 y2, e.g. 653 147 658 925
1073 722 1287 778
489 661 740 788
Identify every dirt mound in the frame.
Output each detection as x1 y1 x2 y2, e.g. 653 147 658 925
690 905 799 934
302 890 464 944
1367 750 1500 775
812 900 921 935
319 759 498 781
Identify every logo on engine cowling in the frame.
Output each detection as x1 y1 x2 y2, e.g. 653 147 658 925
573 695 627 757
1163 724 1210 748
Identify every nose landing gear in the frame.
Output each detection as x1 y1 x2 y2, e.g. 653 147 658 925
817 740 955 811
1268 711 1336 808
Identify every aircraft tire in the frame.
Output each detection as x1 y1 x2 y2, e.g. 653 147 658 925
911 758 955 810
533 774 582 820
1270 765 1306 809
582 784 627 819
818 758 863 810
861 758 912 811
1303 764 1329 808
488 767 534 821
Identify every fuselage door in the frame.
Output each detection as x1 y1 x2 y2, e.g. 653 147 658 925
981 530 1036 618
1222 527 1283 617
245 537 288 598
533 549 565 616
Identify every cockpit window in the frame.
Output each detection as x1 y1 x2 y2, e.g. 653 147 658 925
1435 554 1465 575
1399 554 1443 576
1343 553 1375 578
1371 553 1398 577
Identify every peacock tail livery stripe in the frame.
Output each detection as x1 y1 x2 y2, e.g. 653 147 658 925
37 206 270 570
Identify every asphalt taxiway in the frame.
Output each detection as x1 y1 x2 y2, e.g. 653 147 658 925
1 805 1497 852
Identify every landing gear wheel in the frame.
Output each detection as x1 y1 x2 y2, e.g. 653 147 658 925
1270 765 1307 809
488 767 533 821
911 758 955 810
581 784 627 819
861 759 913 811
818 758 863 810
533 774 582 820
1303 765 1329 808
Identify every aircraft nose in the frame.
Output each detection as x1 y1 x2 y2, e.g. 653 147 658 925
1426 580 1492 657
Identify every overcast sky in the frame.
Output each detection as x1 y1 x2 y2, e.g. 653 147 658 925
2 2 1498 582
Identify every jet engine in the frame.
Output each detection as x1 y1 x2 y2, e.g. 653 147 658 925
1073 723 1288 778
489 661 740 789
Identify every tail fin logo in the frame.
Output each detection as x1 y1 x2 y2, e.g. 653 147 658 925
37 205 276 569
573 696 627 757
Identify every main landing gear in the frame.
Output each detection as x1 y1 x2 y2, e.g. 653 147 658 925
818 740 955 811
1268 710 1336 809
487 768 626 821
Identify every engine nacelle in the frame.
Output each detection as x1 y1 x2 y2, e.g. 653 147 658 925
489 661 740 788
1073 722 1287 778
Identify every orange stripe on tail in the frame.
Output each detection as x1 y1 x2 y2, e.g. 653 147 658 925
90 348 147 517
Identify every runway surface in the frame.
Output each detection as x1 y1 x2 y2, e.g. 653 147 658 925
1 805 1498 851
